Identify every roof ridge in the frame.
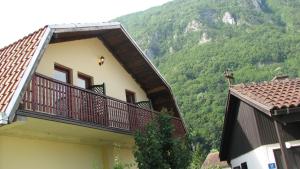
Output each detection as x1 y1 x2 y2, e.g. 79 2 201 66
48 22 120 29
0 25 48 53
231 77 300 89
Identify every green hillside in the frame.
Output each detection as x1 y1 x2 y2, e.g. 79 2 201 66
115 0 300 156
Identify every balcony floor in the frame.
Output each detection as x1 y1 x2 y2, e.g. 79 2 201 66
1 113 135 147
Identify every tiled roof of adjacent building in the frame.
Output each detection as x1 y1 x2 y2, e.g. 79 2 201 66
220 77 300 161
201 152 229 169
230 78 300 111
0 27 47 112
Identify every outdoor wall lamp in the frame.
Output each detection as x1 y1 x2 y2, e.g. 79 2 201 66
98 56 105 66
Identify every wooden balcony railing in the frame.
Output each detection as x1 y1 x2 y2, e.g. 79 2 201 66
20 73 186 136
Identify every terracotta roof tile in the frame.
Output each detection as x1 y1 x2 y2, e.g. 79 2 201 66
0 27 47 112
231 78 300 110
201 152 229 169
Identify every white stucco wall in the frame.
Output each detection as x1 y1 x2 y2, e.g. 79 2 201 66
230 140 300 169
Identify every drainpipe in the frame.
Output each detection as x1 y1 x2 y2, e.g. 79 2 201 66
274 119 292 169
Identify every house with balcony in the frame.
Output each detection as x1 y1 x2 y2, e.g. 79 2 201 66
220 77 300 169
0 23 186 169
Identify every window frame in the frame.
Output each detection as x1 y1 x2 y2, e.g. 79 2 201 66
125 90 136 104
241 162 248 169
77 72 93 89
54 63 72 84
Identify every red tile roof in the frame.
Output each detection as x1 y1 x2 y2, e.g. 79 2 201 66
201 152 229 169
231 78 300 111
0 27 47 112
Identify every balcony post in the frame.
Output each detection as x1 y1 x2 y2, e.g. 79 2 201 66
104 98 109 127
67 86 72 119
32 75 37 112
128 105 136 132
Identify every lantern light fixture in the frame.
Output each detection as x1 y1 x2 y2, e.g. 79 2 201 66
98 56 105 66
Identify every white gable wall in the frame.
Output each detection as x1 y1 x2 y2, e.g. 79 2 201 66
231 140 300 169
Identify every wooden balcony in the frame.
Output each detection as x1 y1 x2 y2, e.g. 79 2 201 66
19 73 186 136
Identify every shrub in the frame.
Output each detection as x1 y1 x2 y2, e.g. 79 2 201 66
134 110 192 169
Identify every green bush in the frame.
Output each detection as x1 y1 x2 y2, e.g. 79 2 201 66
113 163 125 169
134 110 192 169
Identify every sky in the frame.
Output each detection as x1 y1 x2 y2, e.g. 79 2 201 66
0 0 172 48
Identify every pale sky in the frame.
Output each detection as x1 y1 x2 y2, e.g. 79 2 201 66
0 0 172 48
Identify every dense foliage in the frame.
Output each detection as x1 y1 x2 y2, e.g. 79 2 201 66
116 0 300 161
134 111 192 169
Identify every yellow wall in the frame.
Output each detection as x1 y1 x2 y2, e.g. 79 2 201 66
0 135 136 169
11 38 140 169
118 146 137 168
0 135 103 169
36 38 148 102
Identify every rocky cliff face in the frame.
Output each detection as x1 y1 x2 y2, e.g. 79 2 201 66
185 20 202 33
116 0 284 59
222 12 236 25
251 0 268 11
199 32 211 44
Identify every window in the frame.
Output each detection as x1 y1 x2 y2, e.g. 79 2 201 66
126 90 136 104
53 64 71 83
77 73 92 89
241 162 248 169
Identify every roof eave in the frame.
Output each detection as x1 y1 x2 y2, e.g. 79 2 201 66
49 22 121 33
50 22 121 27
272 106 300 115
229 88 272 116
118 24 181 114
219 90 232 161
2 27 54 124
118 24 186 132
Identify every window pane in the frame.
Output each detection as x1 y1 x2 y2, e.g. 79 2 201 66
126 91 135 103
241 162 248 169
54 69 67 83
77 78 87 89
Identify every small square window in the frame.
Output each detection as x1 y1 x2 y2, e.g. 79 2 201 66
241 162 248 169
126 90 136 104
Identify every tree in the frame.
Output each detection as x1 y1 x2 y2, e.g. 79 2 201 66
134 110 192 169
188 144 206 169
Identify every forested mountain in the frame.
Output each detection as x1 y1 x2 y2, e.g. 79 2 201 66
115 0 300 156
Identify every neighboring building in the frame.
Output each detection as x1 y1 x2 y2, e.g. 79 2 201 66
220 77 300 169
0 23 186 169
201 152 230 169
